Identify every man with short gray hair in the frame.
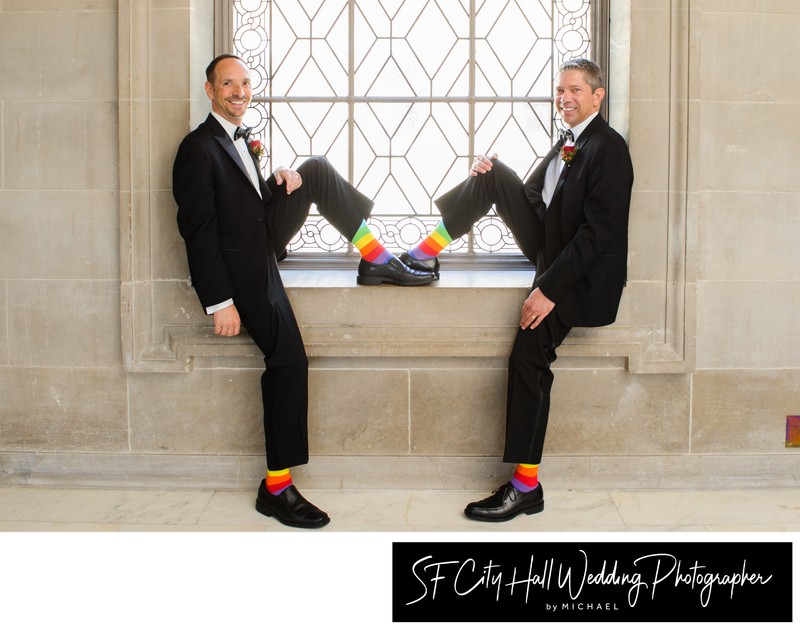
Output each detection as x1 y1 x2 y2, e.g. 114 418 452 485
405 58 634 521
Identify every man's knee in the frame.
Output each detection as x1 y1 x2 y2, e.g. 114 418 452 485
486 158 522 183
298 155 330 176
508 329 551 370
266 351 308 373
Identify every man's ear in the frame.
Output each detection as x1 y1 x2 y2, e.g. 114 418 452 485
593 86 606 107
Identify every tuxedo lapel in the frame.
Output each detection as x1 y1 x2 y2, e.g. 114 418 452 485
533 141 563 185
552 153 570 199
205 115 258 189
214 132 253 183
552 115 605 199
238 131 270 196
249 150 269 194
524 139 563 208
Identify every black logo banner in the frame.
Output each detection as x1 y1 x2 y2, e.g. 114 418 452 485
392 542 792 623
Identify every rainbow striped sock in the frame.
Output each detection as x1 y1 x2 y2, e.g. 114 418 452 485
266 468 293 496
408 221 452 260
352 220 392 264
510 463 539 493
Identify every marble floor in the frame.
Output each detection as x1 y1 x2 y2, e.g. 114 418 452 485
0 484 798 532
2 485 797 629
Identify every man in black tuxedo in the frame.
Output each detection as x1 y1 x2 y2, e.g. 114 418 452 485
404 58 634 521
173 54 433 528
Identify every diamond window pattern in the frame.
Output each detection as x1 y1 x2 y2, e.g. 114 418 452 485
231 0 594 255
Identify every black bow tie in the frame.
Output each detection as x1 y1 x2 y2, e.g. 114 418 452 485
559 128 574 143
234 126 252 141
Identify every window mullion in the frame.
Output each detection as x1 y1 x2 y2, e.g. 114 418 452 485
227 0 601 258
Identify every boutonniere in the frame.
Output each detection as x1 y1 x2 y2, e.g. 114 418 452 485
560 144 577 165
248 139 266 160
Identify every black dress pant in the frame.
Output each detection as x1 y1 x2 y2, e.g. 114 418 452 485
504 311 571 464
241 156 373 470
435 160 569 465
434 159 542 263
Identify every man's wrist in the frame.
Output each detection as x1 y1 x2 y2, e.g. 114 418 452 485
206 299 234 315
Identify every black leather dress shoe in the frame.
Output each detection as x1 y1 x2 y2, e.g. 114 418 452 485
255 480 330 529
357 255 435 286
464 482 544 522
399 252 440 280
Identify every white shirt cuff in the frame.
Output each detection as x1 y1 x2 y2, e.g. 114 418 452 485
206 299 234 315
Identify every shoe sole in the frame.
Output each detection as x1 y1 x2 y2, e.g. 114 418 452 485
356 275 434 286
255 498 331 529
463 501 544 523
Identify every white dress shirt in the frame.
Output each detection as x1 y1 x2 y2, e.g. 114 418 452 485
542 112 598 208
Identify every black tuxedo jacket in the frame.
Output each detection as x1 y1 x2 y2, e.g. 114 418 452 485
173 114 277 315
525 114 633 328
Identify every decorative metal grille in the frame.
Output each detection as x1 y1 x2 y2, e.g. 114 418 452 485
231 0 595 256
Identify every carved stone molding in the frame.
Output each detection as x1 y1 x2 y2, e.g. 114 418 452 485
120 0 694 375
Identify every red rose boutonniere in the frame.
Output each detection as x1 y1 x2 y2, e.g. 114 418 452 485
560 144 577 165
249 139 266 160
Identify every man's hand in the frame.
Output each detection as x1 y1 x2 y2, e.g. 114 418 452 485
469 153 498 176
519 288 555 330
213 304 241 337
274 166 303 194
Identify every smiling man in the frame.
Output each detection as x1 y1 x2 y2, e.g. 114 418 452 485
173 54 434 529
404 58 634 522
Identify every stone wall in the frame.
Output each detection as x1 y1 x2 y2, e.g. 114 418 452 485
1 0 798 490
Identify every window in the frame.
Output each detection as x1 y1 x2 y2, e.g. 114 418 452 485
221 0 606 258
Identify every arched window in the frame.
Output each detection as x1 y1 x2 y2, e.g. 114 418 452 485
218 0 608 259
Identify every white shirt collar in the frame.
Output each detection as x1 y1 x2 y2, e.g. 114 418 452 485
211 111 240 140
566 111 599 143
